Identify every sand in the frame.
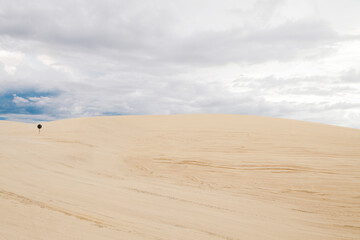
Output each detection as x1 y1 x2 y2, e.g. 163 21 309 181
0 114 359 239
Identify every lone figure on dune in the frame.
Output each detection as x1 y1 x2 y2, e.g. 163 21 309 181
37 124 42 134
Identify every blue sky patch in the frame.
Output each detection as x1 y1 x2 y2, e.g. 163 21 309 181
0 89 60 116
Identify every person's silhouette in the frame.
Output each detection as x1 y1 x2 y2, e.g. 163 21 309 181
37 124 42 134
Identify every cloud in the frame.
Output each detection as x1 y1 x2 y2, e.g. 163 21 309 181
341 69 360 83
0 0 345 69
166 19 340 67
12 94 29 104
0 0 359 128
0 48 24 74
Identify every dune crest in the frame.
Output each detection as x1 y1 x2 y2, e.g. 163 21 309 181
1 114 360 239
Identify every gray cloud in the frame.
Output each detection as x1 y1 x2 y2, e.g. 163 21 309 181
169 19 340 66
0 0 344 69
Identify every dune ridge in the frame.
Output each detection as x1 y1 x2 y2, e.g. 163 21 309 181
1 114 360 239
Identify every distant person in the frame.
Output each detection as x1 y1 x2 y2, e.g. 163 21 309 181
37 124 42 134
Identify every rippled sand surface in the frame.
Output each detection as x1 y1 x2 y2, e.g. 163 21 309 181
1 114 359 239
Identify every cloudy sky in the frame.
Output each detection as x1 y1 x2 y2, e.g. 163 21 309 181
0 0 359 128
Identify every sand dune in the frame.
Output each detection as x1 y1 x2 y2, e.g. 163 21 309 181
0 114 359 239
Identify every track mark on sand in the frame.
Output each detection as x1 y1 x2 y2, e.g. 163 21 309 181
0 189 110 229
124 187 231 212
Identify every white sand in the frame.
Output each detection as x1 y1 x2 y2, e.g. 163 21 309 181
0 114 359 239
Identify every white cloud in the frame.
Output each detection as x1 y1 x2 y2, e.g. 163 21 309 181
342 69 360 83
12 94 29 104
0 48 24 75
28 96 51 105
